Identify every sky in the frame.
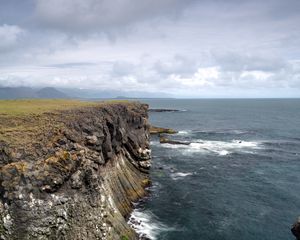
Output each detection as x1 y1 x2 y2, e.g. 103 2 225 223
0 0 300 98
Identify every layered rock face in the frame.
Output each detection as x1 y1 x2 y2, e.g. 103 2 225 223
0 102 151 240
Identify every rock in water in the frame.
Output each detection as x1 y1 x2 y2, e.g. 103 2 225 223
292 218 300 239
150 125 178 134
159 135 190 145
148 108 180 112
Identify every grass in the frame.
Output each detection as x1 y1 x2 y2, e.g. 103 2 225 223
0 99 136 145
0 99 98 117
0 99 135 117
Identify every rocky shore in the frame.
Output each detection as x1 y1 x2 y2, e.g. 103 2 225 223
0 101 151 240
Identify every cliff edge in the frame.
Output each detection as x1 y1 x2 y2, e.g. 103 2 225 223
0 100 151 240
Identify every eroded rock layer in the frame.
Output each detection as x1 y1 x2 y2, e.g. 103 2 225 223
0 102 151 240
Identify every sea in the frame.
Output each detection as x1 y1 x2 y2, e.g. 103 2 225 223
128 99 300 240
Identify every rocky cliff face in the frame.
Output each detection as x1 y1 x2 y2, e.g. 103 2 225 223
0 102 151 240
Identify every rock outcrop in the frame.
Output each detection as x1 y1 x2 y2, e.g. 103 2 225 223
148 109 180 112
159 135 190 145
292 218 300 240
0 102 151 240
149 126 177 134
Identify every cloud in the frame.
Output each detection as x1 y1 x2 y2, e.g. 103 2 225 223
0 0 300 97
154 55 198 77
213 52 287 72
112 61 136 76
1 57 300 98
47 62 97 68
0 24 24 51
34 0 195 34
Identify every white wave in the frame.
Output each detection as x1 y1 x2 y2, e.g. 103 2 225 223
219 150 230 156
150 141 160 146
159 143 187 149
159 139 262 156
177 130 190 135
230 130 249 134
128 209 172 240
215 129 249 134
170 172 193 180
192 129 249 135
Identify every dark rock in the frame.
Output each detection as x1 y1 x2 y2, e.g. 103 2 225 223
292 217 300 239
150 125 178 134
57 139 67 146
159 135 190 145
149 108 180 112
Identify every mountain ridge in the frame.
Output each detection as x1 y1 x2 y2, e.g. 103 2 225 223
0 87 68 99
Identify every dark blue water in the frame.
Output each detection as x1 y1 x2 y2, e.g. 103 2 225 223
129 99 300 240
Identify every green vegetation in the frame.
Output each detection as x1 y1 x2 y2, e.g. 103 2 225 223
121 235 129 240
0 99 97 117
0 99 136 145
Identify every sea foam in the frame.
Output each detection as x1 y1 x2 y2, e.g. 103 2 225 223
170 172 193 180
128 209 173 239
159 139 262 156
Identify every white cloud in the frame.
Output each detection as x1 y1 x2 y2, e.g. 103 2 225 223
240 71 273 81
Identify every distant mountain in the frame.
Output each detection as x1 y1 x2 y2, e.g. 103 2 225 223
0 87 36 99
0 86 172 99
0 87 68 99
57 88 172 99
36 87 68 99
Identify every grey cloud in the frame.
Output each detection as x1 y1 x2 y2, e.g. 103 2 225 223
213 52 287 72
0 0 35 26
263 0 300 20
34 0 196 33
112 61 136 76
0 24 24 52
47 62 97 68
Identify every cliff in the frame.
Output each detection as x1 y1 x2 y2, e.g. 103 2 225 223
0 100 151 240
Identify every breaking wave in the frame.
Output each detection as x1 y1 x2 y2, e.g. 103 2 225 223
170 172 194 180
128 209 173 239
159 139 262 156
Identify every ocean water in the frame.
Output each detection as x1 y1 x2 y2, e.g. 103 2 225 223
129 99 300 240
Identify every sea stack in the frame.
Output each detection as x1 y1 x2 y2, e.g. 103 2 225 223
0 101 151 240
